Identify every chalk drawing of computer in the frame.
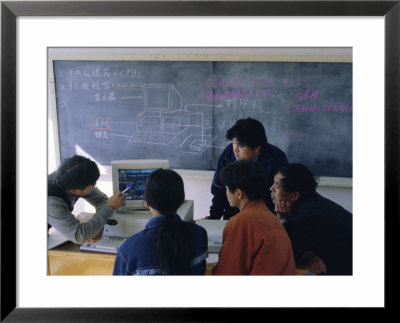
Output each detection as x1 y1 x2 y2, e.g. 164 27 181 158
129 84 190 145
179 104 214 155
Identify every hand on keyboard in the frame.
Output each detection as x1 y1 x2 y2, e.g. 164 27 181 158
87 228 104 244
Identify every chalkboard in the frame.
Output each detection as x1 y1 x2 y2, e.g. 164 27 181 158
53 60 352 177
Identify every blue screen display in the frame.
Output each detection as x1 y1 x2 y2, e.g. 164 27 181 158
118 169 157 200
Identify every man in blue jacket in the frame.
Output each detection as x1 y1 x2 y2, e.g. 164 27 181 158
208 117 288 220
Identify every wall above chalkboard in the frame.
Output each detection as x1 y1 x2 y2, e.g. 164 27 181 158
52 56 352 177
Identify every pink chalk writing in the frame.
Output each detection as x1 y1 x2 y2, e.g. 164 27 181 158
253 89 278 98
323 104 352 113
205 75 277 89
282 77 310 88
252 76 275 88
206 76 245 88
295 89 320 101
198 88 278 101
285 104 352 114
202 89 249 101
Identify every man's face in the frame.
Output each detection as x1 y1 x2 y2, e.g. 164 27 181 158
232 137 260 161
270 173 293 204
70 184 95 196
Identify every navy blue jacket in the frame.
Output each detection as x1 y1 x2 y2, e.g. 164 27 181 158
113 214 208 275
283 193 353 275
209 142 288 220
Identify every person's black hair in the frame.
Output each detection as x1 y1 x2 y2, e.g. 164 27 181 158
278 163 319 201
144 168 191 275
226 117 268 152
55 155 100 190
219 160 269 201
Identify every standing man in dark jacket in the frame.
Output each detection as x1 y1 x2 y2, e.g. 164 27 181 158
208 117 288 220
270 163 353 275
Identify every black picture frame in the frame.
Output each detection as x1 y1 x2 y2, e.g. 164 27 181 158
1 1 399 321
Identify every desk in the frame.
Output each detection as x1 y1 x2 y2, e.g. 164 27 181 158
48 242 115 275
48 242 309 275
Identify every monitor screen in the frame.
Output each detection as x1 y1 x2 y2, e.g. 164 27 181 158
118 168 157 201
112 159 169 211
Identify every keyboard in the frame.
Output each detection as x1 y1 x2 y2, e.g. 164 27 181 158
208 237 223 253
80 236 126 254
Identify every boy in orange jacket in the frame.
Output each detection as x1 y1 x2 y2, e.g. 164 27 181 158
212 160 295 275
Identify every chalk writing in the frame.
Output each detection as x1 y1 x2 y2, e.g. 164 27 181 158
94 131 109 139
252 76 275 88
282 76 310 88
295 89 320 101
252 89 278 98
92 117 112 130
285 104 352 114
203 89 249 101
59 67 143 79
94 92 116 102
206 76 246 88
54 60 352 176
59 80 144 92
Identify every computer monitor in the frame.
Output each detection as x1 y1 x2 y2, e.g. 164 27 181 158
111 159 169 211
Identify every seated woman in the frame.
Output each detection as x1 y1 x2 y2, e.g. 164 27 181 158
113 168 208 275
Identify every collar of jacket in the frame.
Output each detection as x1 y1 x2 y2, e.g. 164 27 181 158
240 200 267 213
145 213 182 229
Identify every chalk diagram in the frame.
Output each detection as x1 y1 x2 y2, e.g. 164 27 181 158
93 84 216 155
101 84 270 155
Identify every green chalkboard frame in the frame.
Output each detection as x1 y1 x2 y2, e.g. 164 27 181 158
2 0 399 320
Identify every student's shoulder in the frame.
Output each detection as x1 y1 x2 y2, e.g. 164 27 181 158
266 142 287 156
232 205 272 224
188 220 207 232
188 221 208 237
224 212 249 229
219 143 235 162
47 195 70 209
119 228 151 253
296 194 334 213
291 197 327 224
313 194 352 221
